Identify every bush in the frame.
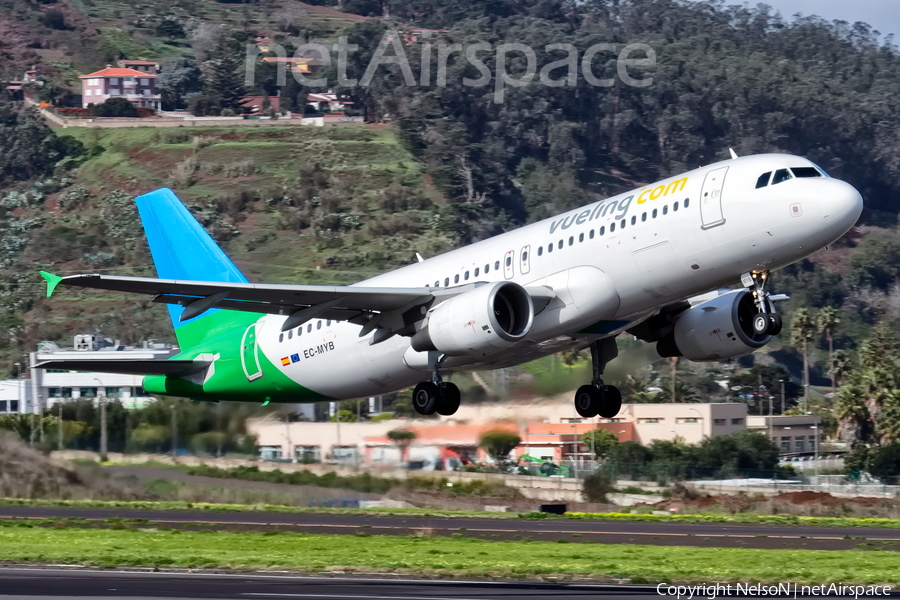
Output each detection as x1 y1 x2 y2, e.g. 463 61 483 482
583 471 615 503
88 98 138 118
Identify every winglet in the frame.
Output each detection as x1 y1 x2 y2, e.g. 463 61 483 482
729 148 739 159
39 271 64 298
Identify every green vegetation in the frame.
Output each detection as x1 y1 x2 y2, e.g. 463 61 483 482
598 431 785 484
478 429 521 466
0 521 897 583
186 464 520 498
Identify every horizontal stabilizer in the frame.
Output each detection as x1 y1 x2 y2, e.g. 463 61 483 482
33 359 210 377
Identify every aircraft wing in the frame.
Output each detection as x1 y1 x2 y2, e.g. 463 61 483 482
32 359 210 376
41 271 434 327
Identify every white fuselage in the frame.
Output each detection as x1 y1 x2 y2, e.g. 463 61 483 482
256 154 863 400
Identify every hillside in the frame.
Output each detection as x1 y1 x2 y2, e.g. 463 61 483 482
6 124 455 354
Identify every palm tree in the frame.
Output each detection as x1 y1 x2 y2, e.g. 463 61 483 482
818 306 840 397
790 308 816 413
831 349 853 387
834 382 870 443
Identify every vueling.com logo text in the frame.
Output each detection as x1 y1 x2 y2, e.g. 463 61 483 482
637 177 688 204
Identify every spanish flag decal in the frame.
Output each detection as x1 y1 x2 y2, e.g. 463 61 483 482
280 356 291 366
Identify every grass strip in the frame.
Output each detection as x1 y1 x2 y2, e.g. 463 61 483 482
0 520 896 584
554 512 900 529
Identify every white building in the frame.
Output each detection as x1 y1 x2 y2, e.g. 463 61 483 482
24 335 179 414
0 379 33 414
747 414 822 454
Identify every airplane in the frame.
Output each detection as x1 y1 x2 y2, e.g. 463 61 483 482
36 153 863 419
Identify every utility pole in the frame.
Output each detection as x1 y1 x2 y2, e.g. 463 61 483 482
58 399 63 451
94 379 107 462
171 400 178 457
780 379 786 415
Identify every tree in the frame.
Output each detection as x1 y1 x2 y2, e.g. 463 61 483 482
865 442 900 483
386 428 416 464
818 306 840 396
477 429 521 466
156 19 185 38
582 429 618 460
204 34 246 111
790 308 816 413
0 96 84 184
158 57 203 110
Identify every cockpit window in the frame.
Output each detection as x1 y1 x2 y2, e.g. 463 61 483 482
755 172 771 189
790 167 822 178
772 169 793 185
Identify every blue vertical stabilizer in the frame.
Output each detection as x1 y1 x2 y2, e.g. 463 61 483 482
135 188 248 330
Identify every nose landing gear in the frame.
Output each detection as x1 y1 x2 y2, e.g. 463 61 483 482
574 337 622 419
743 271 783 336
412 353 460 416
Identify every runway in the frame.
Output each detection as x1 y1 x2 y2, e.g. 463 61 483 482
3 568 897 600
0 568 649 599
0 505 897 551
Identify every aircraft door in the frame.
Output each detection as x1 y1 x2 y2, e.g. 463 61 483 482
520 245 531 275
700 166 728 229
240 323 264 381
504 250 515 279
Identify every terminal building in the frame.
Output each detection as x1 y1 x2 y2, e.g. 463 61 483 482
0 334 178 415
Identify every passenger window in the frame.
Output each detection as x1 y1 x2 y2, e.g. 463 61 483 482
522 251 528 261
674 201 679 211
684 198 690 208
620 219 626 229
434 280 439 287
454 274 459 284
772 169 792 185
505 256 512 267
578 232 584 242
307 324 312 333
548 243 553 253
317 321 322 330
484 264 489 273
791 167 822 178
663 205 668 215
494 261 500 270
642 212 647 222
288 330 293 339
568 236 574 246
558 240 563 249
600 226 605 235
756 172 771 189
464 271 469 280
610 223 616 232
631 216 636 225
327 320 331 326
444 277 449 286
279 333 284 343
652 208 658 218
298 327 302 336
589 229 594 239
537 247 543 256
474 267 480 276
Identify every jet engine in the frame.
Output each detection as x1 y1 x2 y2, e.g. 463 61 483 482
656 290 771 361
411 281 534 356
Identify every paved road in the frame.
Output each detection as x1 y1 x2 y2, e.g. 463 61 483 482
1 505 898 551
3 568 896 600
0 568 649 599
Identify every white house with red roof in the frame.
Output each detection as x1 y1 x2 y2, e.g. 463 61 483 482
79 65 160 110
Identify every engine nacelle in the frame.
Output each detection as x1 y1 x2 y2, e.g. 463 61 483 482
657 290 771 362
411 281 534 356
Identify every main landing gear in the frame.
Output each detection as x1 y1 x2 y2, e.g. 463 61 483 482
413 353 460 417
744 271 783 336
574 338 622 419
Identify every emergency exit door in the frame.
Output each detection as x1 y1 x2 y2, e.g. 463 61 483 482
700 166 728 229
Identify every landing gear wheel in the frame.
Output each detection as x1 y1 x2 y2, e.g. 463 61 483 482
598 385 622 418
412 381 439 416
437 382 461 416
574 385 601 418
752 313 769 336
766 313 783 336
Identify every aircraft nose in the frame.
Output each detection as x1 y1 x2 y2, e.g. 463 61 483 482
819 179 863 228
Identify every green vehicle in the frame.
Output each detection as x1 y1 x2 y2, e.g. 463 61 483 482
518 454 571 477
